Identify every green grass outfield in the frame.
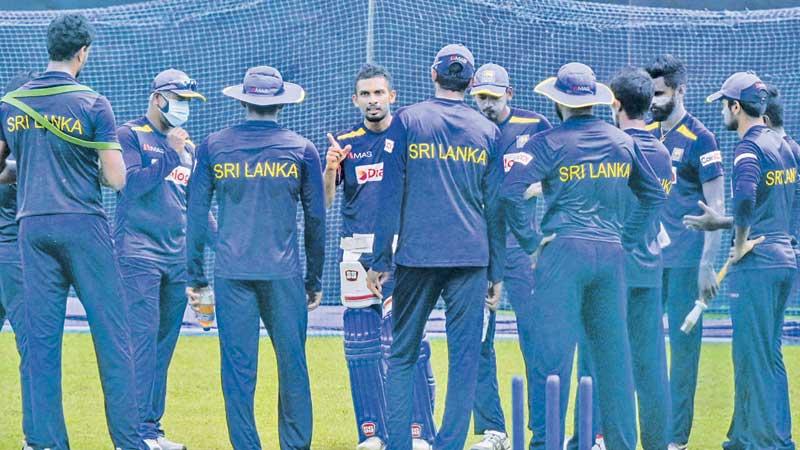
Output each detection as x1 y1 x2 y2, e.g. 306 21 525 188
0 334 797 449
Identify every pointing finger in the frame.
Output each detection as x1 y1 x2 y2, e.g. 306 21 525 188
327 133 342 150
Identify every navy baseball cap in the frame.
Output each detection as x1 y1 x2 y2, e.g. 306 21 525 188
152 69 206 101
534 62 614 108
222 66 305 106
706 71 767 111
432 44 475 81
470 63 510 97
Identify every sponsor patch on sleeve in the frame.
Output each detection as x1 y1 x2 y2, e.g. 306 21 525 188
503 152 533 173
700 150 722 167
383 138 394 153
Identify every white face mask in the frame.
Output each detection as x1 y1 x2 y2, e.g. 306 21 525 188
160 97 190 127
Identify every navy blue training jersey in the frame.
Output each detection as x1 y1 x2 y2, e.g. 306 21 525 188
647 113 723 268
497 107 552 249
502 115 666 250
372 97 505 282
186 120 326 291
0 71 119 219
114 117 194 262
335 122 389 238
730 125 797 272
623 129 672 287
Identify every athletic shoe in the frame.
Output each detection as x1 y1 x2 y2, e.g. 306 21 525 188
357 437 386 450
470 430 511 450
412 438 433 450
144 439 162 450
668 444 688 450
157 436 187 450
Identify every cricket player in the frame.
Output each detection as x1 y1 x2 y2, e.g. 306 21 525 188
186 66 325 450
686 73 797 449
324 64 437 450
644 54 725 450
568 66 673 450
761 84 798 447
501 62 666 450
0 14 146 450
115 68 209 450
367 44 505 450
468 62 551 450
0 70 37 449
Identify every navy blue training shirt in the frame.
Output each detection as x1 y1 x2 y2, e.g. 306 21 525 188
496 107 552 249
335 122 389 238
622 128 672 287
647 113 723 268
371 97 505 282
501 115 666 251
186 120 326 291
0 71 119 219
730 125 797 271
114 117 195 262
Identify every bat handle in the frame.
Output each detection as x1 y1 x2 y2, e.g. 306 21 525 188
680 299 707 334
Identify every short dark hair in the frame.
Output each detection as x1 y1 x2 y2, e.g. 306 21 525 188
435 71 470 92
245 103 282 115
645 54 687 89
4 70 39 93
47 14 94 62
610 66 654 120
763 83 783 128
726 97 763 119
354 64 393 94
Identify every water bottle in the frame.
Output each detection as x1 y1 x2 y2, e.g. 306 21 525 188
195 288 215 331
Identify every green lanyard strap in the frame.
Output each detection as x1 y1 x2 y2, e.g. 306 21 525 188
1 84 121 151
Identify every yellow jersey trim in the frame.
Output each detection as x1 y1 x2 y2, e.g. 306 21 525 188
337 128 366 141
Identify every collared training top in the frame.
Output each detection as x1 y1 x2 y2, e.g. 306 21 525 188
0 71 119 219
730 125 797 272
114 116 195 263
335 121 391 239
186 120 325 291
622 128 672 288
647 113 723 268
501 115 666 252
371 97 505 282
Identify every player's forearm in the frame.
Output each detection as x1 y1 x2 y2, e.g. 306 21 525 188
186 207 210 288
323 169 337 208
501 195 541 254
99 151 127 191
124 150 181 198
186 181 213 288
303 204 326 293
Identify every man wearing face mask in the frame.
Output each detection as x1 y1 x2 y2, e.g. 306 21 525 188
468 62 551 450
644 55 725 450
114 69 209 450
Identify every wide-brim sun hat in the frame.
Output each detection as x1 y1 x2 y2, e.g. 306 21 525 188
222 65 305 106
534 62 614 108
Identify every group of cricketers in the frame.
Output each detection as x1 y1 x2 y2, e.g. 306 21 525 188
0 11 795 450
